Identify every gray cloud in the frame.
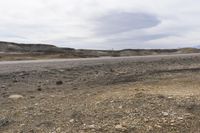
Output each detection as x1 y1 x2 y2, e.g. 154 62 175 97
94 12 161 35
0 0 199 49
135 34 171 41
106 33 171 43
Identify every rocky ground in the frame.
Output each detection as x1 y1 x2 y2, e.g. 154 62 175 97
1 55 200 133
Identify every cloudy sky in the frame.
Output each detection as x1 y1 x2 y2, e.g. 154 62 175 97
0 0 200 49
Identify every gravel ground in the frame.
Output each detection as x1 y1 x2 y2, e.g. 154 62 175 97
1 54 200 133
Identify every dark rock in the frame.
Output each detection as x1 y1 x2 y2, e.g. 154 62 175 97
56 81 63 85
13 79 18 83
72 87 78 90
37 88 42 91
158 95 165 99
30 95 35 99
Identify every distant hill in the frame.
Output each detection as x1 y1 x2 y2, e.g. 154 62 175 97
1 41 200 59
0 41 67 53
178 48 200 53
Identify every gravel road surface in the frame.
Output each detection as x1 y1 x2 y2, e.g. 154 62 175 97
1 53 200 74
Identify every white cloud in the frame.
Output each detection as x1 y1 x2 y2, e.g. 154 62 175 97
0 0 200 49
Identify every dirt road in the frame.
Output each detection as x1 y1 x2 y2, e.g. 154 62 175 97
1 54 200 133
1 53 200 74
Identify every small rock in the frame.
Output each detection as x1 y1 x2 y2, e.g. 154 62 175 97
168 96 173 99
154 124 162 128
147 126 153 131
20 124 25 127
56 127 61 132
8 95 24 99
144 118 149 122
158 95 165 99
110 100 114 103
177 117 183 120
184 113 192 117
119 106 123 109
162 118 167 123
115 124 127 131
162 112 169 117
56 81 63 85
59 69 65 72
170 122 175 126
50 95 55 98
95 101 101 105
37 88 42 91
170 119 175 123
19 73 25 76
1 85 6 88
115 124 123 129
13 79 18 83
69 119 74 123
88 124 95 129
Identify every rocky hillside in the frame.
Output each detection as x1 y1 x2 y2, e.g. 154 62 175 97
0 41 66 53
0 41 200 59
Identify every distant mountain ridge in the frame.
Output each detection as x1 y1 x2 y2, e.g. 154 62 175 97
0 41 67 53
1 41 200 58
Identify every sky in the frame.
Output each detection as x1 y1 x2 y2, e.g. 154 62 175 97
0 0 200 49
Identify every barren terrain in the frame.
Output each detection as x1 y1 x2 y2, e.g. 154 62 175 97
1 54 200 133
1 41 200 61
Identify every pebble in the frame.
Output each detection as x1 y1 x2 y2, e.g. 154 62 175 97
88 124 95 129
20 124 25 127
37 88 42 91
170 120 175 123
177 117 183 120
168 96 173 99
162 112 169 117
115 124 127 131
119 106 123 109
1 85 6 88
144 118 149 122
8 95 24 99
13 79 18 83
154 124 162 128
115 124 123 129
59 69 65 72
69 119 74 123
19 73 25 76
147 126 153 131
110 100 114 103
56 127 61 132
